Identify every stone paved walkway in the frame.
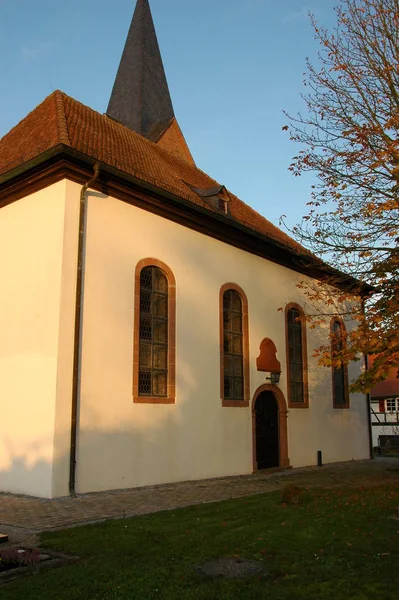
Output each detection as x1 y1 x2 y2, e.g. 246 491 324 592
1 458 399 547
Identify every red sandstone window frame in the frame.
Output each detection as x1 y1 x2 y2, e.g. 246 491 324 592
133 258 176 404
219 283 250 407
331 318 350 409
285 303 309 409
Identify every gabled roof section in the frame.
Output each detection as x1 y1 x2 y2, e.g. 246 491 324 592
154 118 195 166
0 91 309 258
107 0 175 140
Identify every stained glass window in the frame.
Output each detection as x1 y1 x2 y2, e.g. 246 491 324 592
138 267 168 397
331 320 348 406
223 290 244 401
287 308 304 403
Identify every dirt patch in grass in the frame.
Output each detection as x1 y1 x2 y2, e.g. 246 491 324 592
196 557 266 579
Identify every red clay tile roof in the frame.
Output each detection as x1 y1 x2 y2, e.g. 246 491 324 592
369 355 399 398
0 90 308 255
370 374 399 399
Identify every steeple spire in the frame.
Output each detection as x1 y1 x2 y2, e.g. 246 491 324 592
107 0 175 138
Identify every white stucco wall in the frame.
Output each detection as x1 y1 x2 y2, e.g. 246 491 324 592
58 181 370 495
0 183 67 498
1 178 369 498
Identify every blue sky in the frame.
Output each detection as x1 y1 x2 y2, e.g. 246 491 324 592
0 0 336 231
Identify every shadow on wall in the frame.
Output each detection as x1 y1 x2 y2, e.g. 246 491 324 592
306 359 369 463
0 456 53 498
0 388 251 498
0 222 368 497
0 421 186 498
0 383 369 501
0 357 368 497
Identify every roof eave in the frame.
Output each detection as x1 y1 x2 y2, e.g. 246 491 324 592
0 144 68 186
0 146 372 297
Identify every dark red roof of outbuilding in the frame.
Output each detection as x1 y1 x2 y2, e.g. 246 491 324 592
369 355 399 399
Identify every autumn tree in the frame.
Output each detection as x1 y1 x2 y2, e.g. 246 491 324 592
285 0 399 390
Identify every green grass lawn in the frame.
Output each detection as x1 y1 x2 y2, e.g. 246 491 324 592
2 485 399 600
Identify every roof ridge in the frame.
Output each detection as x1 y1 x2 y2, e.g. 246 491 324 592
0 90 70 146
53 90 71 146
0 90 73 176
0 93 53 143
151 117 175 143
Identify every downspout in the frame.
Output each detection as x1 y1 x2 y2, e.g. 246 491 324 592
364 352 374 459
69 163 100 497
361 299 374 460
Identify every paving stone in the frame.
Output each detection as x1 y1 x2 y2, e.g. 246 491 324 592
1 458 398 548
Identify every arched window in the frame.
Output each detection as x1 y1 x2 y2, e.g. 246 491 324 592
285 304 309 408
220 284 250 407
331 319 349 408
133 259 176 404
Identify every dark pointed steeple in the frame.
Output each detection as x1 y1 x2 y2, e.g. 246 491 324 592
107 0 175 138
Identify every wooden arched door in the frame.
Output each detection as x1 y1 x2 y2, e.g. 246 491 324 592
254 391 280 469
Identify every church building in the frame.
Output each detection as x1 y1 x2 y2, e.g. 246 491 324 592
0 0 371 498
